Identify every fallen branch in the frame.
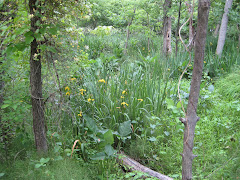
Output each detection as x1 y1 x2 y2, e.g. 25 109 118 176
116 152 173 180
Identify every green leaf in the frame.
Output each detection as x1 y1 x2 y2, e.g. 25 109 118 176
91 152 106 160
40 157 50 164
0 173 5 178
176 101 182 109
118 120 132 137
105 145 116 157
35 164 42 169
1 104 10 109
164 131 170 136
54 156 63 161
12 104 18 110
25 36 34 44
83 114 99 134
103 130 114 145
48 27 58 35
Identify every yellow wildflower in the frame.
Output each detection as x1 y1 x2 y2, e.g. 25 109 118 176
98 79 106 83
121 102 128 106
204 61 206 63
189 64 192 67
65 86 70 91
121 96 124 99
88 98 94 102
66 92 70 96
137 99 143 102
70 77 76 81
78 111 83 117
168 68 170 71
143 47 145 50
80 89 86 95
122 90 127 95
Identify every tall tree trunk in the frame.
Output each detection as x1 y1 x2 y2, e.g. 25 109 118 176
175 0 182 56
180 0 210 179
163 0 172 56
29 0 48 153
124 8 136 55
216 0 233 57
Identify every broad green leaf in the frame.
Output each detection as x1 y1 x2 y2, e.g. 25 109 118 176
35 164 42 169
1 104 10 109
54 156 63 161
90 152 106 160
40 157 50 164
118 120 131 137
177 101 182 109
105 145 116 157
83 114 99 134
48 27 58 35
0 173 5 177
25 36 34 44
103 130 114 145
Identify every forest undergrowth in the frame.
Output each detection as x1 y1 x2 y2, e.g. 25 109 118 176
1 32 240 180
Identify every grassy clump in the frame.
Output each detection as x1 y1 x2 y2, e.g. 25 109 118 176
215 68 240 100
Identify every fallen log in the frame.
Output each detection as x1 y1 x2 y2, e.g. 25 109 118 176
116 152 173 180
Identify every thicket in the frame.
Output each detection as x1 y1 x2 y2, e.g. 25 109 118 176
0 0 240 179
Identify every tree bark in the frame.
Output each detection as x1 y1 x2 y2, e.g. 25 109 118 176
180 0 210 179
175 0 182 56
216 0 233 57
186 1 195 49
124 8 136 55
29 0 48 153
163 0 172 56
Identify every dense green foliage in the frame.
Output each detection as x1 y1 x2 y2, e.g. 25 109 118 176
0 0 240 179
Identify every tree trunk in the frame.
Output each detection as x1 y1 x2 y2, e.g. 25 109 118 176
188 1 195 49
175 0 182 56
124 8 136 55
180 0 210 179
29 0 48 153
216 0 233 57
163 0 172 56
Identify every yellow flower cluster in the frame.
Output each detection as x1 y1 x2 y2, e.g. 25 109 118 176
80 89 86 95
65 86 70 96
78 111 83 117
88 98 94 102
121 102 128 106
122 90 127 95
98 79 106 83
65 86 70 91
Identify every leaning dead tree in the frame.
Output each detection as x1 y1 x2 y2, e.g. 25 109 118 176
178 0 210 179
117 152 173 180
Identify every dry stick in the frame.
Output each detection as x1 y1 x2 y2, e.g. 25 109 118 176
50 52 63 131
124 8 136 55
178 0 195 145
